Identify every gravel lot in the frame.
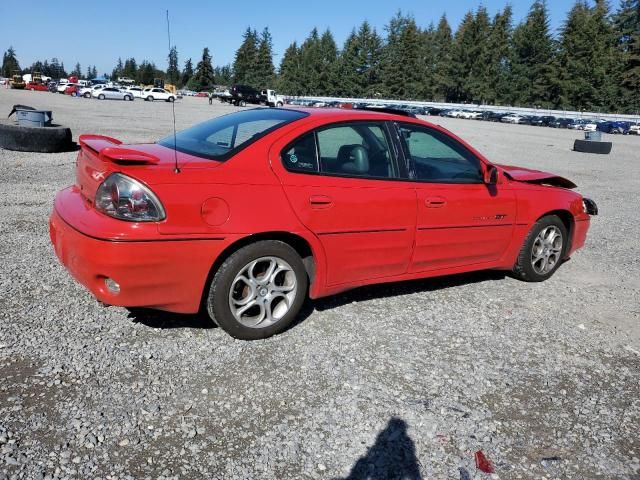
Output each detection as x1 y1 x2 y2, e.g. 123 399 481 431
0 89 638 480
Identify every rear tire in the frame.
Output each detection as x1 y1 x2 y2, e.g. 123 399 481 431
207 241 308 340
513 215 568 282
147 96 154 102
98 94 105 100
168 96 175 102
124 95 132 101
240 100 247 107
83 92 90 98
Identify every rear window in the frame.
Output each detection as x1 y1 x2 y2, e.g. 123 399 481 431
158 108 308 161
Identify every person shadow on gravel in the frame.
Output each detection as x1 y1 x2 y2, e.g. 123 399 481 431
336 417 423 480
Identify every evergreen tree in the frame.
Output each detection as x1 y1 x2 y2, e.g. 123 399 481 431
91 65 97 79
510 0 560 107
483 6 514 104
333 30 360 96
167 46 180 84
449 11 475 102
614 0 640 112
136 61 155 85
355 21 384 96
181 58 194 87
432 15 453 101
71 62 82 77
111 57 123 80
419 23 436 100
467 6 492 103
233 27 259 85
318 29 338 95
278 42 303 95
559 0 620 111
1 46 20 78
123 58 137 79
298 28 323 94
380 12 424 99
194 47 214 88
214 65 233 85
254 27 275 88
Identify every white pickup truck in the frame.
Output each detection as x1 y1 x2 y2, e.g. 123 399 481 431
260 89 285 107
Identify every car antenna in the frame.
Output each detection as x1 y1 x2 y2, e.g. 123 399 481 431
166 9 180 173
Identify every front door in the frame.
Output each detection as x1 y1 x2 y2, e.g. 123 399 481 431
395 122 516 273
272 121 417 286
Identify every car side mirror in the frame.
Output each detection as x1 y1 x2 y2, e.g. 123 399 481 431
485 165 499 185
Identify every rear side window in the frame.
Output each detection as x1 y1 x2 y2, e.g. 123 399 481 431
281 122 396 179
158 108 308 161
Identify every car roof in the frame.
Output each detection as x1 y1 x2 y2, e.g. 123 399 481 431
286 107 420 121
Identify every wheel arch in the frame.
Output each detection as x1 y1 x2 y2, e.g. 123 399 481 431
199 231 319 312
536 209 574 255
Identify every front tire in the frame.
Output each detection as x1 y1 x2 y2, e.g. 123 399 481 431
207 241 308 340
513 215 568 282
84 92 90 98
98 94 105 100
147 96 154 102
168 96 175 102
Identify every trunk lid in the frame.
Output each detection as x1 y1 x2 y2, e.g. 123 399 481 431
75 135 217 203
497 164 577 189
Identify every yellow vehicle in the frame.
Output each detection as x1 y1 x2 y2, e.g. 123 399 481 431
10 70 25 89
150 78 177 95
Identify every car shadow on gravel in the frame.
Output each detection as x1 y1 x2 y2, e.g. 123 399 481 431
126 270 507 332
126 307 217 329
311 270 507 313
335 417 423 480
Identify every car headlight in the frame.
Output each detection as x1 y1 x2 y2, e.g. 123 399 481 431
95 173 165 222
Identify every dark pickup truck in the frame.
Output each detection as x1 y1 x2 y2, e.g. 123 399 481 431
229 84 261 106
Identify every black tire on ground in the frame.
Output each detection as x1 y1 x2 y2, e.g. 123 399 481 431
0 123 73 153
98 94 105 100
277 102 283 107
240 100 247 107
513 215 568 282
168 96 175 102
124 95 132 101
83 92 91 98
147 96 154 102
573 139 612 154
207 240 308 340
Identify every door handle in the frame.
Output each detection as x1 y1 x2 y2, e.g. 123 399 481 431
425 196 447 208
309 195 333 209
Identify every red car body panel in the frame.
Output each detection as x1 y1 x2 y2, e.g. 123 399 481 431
50 108 592 313
26 82 49 91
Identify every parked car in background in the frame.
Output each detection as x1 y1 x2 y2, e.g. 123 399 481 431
501 114 525 124
597 121 632 134
529 116 556 126
549 118 573 128
142 87 175 102
568 119 588 130
93 86 134 101
126 86 144 99
64 84 81 96
260 89 285 107
56 82 70 93
26 82 49 91
629 123 640 135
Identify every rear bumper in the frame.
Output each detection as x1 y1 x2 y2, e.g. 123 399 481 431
50 202 230 314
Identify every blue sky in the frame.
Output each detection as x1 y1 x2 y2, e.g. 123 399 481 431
2 0 584 77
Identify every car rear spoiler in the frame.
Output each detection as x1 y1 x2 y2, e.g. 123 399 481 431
78 134 160 165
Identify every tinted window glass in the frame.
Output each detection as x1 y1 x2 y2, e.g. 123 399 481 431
399 124 482 183
282 123 395 178
158 108 308 161
282 132 318 172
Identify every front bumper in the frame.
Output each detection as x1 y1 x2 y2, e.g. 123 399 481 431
50 201 230 314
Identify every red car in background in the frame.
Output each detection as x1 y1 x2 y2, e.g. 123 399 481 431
26 82 49 91
64 84 80 96
50 108 597 340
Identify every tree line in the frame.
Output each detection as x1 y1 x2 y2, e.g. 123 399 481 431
3 0 639 113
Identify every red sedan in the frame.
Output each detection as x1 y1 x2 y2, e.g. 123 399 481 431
50 108 597 340
26 82 49 91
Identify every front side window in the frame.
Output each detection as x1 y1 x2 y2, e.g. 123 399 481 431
158 108 308 161
398 124 483 183
281 122 396 179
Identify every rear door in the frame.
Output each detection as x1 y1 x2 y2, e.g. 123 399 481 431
394 122 516 273
271 121 417 287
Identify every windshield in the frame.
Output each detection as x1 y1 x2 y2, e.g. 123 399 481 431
158 108 307 161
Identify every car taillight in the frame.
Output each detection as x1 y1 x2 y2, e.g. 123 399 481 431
95 173 165 222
